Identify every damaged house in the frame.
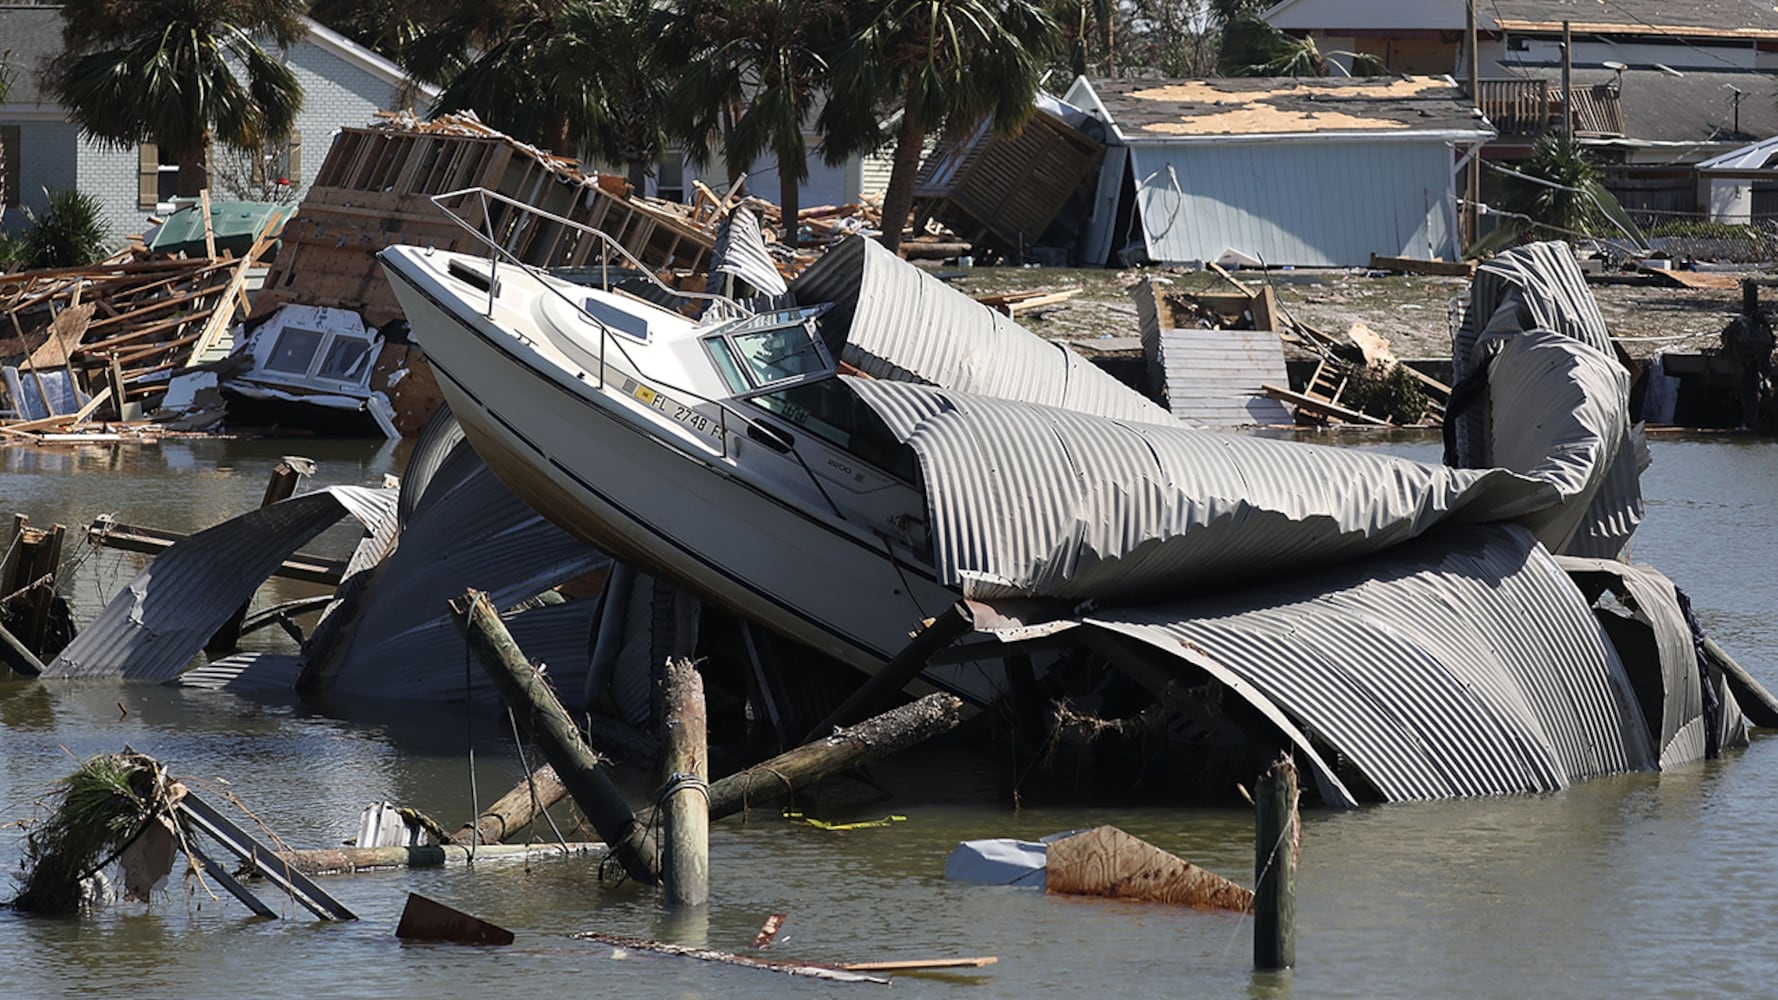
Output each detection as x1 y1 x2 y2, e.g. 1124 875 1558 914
1062 75 1493 268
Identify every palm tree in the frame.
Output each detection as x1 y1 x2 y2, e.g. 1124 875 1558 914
555 0 678 192
405 0 676 192
824 0 1061 254
1470 134 1645 256
47 0 306 198
401 0 583 154
676 0 852 244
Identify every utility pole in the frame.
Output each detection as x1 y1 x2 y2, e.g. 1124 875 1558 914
1562 20 1573 142
1466 0 1481 249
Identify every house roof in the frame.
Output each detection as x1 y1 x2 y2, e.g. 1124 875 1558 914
1075 76 1492 143
1697 134 1778 171
1493 63 1778 144
0 5 64 106
1487 0 1778 41
1264 0 1778 40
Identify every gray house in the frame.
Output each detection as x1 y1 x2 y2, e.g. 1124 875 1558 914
0 6 428 243
1063 75 1495 268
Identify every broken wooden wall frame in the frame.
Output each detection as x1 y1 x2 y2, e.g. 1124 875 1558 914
0 216 277 431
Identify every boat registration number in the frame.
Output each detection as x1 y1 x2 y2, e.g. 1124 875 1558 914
622 377 722 439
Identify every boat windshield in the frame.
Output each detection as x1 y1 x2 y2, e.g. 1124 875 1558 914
703 306 833 396
749 378 921 484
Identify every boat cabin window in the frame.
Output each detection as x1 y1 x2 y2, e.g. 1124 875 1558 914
749 379 920 484
317 337 373 381
702 306 833 396
266 328 325 374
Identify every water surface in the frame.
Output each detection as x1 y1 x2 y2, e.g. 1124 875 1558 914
1 433 1774 998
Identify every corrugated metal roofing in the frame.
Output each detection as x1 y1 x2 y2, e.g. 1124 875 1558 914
707 206 788 297
1452 242 1643 558
791 236 1174 425
1127 140 1459 267
1151 329 1295 426
846 378 1560 601
303 437 611 702
1699 134 1778 172
1559 556 1747 767
1075 524 1657 802
43 486 398 681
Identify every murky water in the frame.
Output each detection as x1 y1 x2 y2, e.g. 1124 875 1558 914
2 432 1775 998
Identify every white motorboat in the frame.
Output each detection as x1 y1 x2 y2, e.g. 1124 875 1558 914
379 191 980 699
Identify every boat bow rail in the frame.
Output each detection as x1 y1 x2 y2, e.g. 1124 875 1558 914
416 186 825 465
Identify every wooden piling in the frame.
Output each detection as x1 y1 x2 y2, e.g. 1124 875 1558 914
450 589 659 886
660 657 709 907
449 762 569 846
1253 754 1299 971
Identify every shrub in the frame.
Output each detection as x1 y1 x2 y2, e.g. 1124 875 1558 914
21 187 111 269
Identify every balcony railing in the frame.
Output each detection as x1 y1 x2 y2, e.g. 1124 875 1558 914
1472 79 1624 138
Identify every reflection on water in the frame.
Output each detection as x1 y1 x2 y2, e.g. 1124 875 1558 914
2 434 1776 997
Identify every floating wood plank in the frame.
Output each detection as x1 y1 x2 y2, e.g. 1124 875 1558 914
572 931 891 984
84 518 348 586
840 957 998 972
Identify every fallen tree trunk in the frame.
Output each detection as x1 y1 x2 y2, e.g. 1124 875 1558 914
631 692 962 860
276 841 605 876
450 763 568 846
451 589 659 886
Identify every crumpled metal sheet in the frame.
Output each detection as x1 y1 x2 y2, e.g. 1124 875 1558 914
1452 242 1643 557
792 236 1173 425
302 434 611 702
1061 524 1656 802
847 378 1559 601
707 206 787 297
1559 556 1747 767
43 486 398 681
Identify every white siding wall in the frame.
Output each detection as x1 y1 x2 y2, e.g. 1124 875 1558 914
1130 139 1458 267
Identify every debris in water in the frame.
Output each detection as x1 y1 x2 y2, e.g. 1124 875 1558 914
395 893 515 946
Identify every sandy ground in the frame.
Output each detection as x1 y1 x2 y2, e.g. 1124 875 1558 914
943 262 1765 361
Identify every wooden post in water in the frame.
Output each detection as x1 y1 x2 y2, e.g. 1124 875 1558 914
660 657 709 907
451 589 659 886
1253 753 1299 971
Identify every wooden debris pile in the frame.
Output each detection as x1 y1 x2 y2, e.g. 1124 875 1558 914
1130 265 1452 428
260 111 723 332
0 214 278 439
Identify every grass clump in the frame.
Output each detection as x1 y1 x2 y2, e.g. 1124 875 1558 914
10 751 169 915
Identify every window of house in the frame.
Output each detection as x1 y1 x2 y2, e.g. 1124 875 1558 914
1 125 19 208
656 152 685 203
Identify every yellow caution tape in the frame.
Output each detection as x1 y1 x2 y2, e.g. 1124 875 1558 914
782 810 907 831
